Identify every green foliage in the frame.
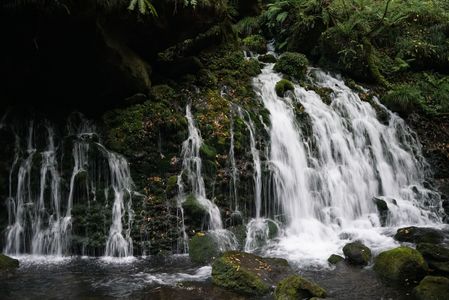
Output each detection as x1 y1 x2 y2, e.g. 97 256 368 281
275 79 294 97
0 254 19 270
242 35 267 54
128 0 157 15
382 85 425 116
274 52 309 80
235 16 261 36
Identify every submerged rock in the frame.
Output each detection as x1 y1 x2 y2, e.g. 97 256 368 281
343 242 372 266
274 275 327 300
374 246 428 284
211 251 292 295
373 197 389 226
417 243 449 275
0 254 19 270
189 232 220 265
394 226 445 244
413 276 449 300
327 254 344 265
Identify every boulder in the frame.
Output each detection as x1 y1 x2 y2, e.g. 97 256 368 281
212 251 292 295
328 254 344 265
413 276 449 300
0 253 19 270
275 79 295 97
373 246 428 284
343 242 372 266
189 232 220 265
182 194 207 230
417 243 449 275
374 197 389 226
394 226 445 244
274 275 327 300
273 52 309 80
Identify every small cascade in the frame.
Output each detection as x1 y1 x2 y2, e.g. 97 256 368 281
177 105 223 230
252 64 442 265
228 113 239 214
103 149 134 257
3 115 136 257
176 105 237 252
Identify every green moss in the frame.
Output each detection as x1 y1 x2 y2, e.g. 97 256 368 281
189 232 220 264
374 246 428 284
182 194 207 226
413 276 449 300
0 254 19 270
259 54 277 63
212 251 271 295
328 254 344 265
274 275 327 300
275 79 295 97
242 35 267 54
200 143 217 160
166 175 178 194
274 52 309 81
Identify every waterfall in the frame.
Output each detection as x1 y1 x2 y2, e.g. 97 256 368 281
176 105 237 252
3 116 135 257
228 113 239 213
253 64 442 265
103 148 134 258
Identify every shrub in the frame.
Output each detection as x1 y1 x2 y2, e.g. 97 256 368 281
243 35 267 54
382 85 424 116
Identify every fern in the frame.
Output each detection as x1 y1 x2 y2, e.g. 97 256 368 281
128 0 157 16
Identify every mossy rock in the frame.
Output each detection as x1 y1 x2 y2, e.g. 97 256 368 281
0 254 19 271
242 35 267 54
343 242 372 266
417 243 449 275
189 232 220 265
374 246 428 284
229 225 247 250
394 227 445 244
212 251 292 295
274 52 309 80
259 54 277 63
166 175 179 196
275 79 294 97
328 254 344 265
413 276 449 300
274 275 327 300
182 194 207 229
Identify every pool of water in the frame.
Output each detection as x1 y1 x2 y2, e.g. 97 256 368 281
0 255 411 300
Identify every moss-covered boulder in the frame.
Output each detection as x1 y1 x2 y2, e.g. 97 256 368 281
242 35 267 54
0 254 19 271
274 275 327 300
182 194 207 229
212 251 292 295
394 227 445 244
417 243 449 275
275 79 295 97
188 232 220 265
413 276 449 300
328 254 344 265
374 247 428 284
343 242 372 266
274 52 309 80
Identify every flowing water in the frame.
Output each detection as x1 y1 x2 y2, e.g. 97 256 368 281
253 64 442 266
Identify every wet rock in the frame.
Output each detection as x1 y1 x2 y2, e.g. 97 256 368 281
212 251 292 295
189 232 220 265
328 254 344 265
229 225 247 250
182 194 207 230
0 254 19 271
394 226 445 244
417 243 449 275
343 242 372 266
259 54 277 64
274 275 327 300
373 197 389 226
413 276 449 300
374 246 428 284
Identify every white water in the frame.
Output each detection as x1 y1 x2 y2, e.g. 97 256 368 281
253 64 442 266
4 116 135 257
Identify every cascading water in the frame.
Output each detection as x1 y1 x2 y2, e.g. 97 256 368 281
3 116 135 257
176 105 236 252
252 64 442 265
